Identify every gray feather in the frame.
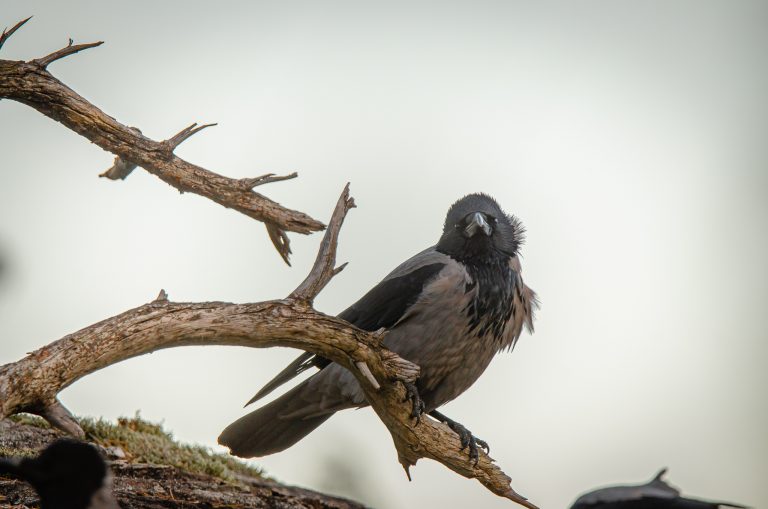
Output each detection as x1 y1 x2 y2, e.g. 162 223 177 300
244 247 452 405
219 378 338 457
244 351 316 406
219 195 538 458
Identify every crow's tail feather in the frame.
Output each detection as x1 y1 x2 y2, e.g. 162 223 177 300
218 379 335 458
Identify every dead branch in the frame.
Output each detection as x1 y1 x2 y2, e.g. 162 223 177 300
0 184 537 508
0 16 32 51
0 15 537 508
0 17 324 264
33 38 104 68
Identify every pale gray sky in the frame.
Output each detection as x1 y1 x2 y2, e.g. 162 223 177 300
1 1 766 508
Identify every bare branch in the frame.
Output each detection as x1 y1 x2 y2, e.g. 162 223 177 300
239 172 299 189
0 17 325 263
265 223 292 265
38 399 85 438
33 39 104 68
0 16 32 51
99 156 138 180
162 122 217 156
290 183 355 302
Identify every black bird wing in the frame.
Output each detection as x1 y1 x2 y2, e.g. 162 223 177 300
0 457 22 476
571 469 747 509
245 247 447 405
244 351 318 406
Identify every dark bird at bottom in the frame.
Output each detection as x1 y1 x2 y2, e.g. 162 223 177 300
0 439 120 509
570 468 747 509
219 193 538 462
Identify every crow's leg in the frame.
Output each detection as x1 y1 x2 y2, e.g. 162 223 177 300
429 410 489 465
402 381 426 423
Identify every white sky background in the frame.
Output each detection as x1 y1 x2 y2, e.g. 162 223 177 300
1 1 766 508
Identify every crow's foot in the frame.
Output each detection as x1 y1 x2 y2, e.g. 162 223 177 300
429 410 489 465
402 381 425 423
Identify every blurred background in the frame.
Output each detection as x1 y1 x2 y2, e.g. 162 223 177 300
1 1 766 508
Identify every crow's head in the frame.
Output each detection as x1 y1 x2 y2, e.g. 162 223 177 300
436 193 524 262
0 439 118 509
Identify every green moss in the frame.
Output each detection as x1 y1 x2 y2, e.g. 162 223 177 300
81 413 265 481
0 445 38 458
8 412 265 482
8 413 51 429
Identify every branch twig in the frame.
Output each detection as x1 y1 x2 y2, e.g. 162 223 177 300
33 39 104 68
0 16 325 263
0 185 537 508
162 122 218 156
0 16 32 51
240 172 299 189
290 183 355 303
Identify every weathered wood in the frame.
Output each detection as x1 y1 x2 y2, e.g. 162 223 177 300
0 185 537 508
0 419 366 509
0 16 538 507
0 20 324 264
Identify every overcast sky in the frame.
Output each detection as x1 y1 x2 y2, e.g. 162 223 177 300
1 1 766 508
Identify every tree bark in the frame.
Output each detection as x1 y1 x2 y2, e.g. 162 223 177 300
0 17 323 264
0 17 538 508
0 418 366 509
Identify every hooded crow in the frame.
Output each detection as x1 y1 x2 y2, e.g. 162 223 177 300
0 439 119 509
219 193 537 462
570 469 747 509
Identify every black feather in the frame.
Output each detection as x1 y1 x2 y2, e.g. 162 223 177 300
245 261 446 401
437 192 525 259
0 439 114 509
339 262 446 331
463 253 516 346
223 193 538 458
571 469 747 509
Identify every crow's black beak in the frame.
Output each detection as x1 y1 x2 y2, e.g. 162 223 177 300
464 212 492 237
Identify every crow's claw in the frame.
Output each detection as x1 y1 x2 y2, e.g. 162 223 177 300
429 410 489 466
402 381 425 423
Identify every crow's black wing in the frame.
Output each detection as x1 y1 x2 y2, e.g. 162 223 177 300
244 351 318 406
245 247 448 405
338 261 447 331
570 469 747 509
572 497 747 509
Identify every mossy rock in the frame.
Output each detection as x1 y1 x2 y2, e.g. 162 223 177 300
6 413 264 482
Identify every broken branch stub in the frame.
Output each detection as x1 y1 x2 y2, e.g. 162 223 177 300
0 16 32 51
290 183 356 303
32 39 104 68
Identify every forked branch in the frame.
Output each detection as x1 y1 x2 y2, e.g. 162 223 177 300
0 185 537 508
0 16 324 264
0 15 536 508
33 38 104 68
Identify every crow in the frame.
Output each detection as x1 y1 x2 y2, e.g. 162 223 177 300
219 193 537 462
0 439 120 509
570 468 747 509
